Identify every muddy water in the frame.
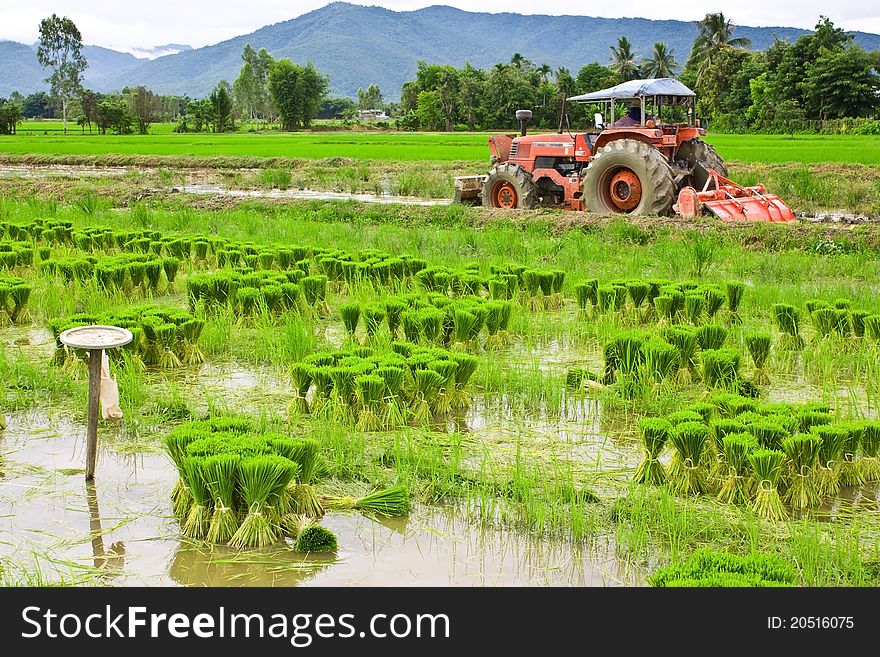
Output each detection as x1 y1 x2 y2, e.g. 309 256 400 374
0 412 639 586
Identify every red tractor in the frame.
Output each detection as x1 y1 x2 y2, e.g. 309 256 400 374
455 78 794 222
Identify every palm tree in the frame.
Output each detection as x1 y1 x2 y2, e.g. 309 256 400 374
688 13 751 80
610 36 639 81
642 43 679 78
510 52 526 70
537 63 553 84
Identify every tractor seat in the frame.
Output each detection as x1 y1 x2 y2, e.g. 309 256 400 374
584 134 598 155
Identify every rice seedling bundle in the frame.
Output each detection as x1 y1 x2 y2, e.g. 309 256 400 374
654 295 676 321
323 483 410 517
229 456 299 549
748 449 787 520
811 308 836 338
865 315 880 340
703 287 726 318
701 348 740 389
612 284 628 311
294 525 338 553
684 293 704 324
635 418 672 484
411 368 443 424
648 548 795 587
725 282 745 318
666 410 705 426
696 324 727 351
836 422 864 487
745 333 771 380
796 409 833 433
384 298 407 338
356 374 385 431
812 424 848 498
749 420 789 451
642 338 679 381
668 421 709 495
781 434 821 510
597 285 616 313
661 326 698 375
453 308 478 345
203 454 242 544
709 418 747 454
289 363 312 415
340 302 361 339
180 457 213 539
602 331 646 383
860 422 880 482
363 305 386 339
685 402 715 424
717 433 757 505
772 304 802 347
627 281 650 309
849 310 869 337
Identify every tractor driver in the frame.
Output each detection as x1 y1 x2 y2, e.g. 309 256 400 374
613 99 647 127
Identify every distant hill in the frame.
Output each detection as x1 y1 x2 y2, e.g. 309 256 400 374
0 41 145 96
3 3 879 100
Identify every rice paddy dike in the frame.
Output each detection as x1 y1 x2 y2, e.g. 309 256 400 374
1 193 880 588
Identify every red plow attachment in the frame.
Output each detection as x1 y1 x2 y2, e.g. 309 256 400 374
674 170 796 223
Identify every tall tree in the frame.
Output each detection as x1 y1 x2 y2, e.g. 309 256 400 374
268 59 327 130
610 37 639 81
210 81 234 132
233 44 274 121
128 86 161 134
80 89 98 134
357 84 383 110
36 14 87 135
688 13 751 82
642 43 679 78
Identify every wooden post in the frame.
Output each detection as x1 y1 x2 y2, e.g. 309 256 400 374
85 349 102 480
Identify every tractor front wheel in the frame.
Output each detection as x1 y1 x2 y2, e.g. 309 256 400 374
481 163 537 209
582 139 675 216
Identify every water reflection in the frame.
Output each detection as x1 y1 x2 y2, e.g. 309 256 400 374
86 482 126 579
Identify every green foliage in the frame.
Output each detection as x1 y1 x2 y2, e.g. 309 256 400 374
649 549 796 587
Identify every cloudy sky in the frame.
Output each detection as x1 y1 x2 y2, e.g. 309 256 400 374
1 0 878 56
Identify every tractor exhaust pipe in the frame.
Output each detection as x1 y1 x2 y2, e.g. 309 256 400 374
515 109 532 136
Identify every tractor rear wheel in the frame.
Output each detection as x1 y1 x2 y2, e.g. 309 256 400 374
582 139 675 216
481 163 537 209
677 138 728 189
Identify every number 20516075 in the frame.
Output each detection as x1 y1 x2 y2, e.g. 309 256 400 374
768 617 854 629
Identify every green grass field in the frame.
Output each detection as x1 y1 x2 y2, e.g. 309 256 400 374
4 120 880 165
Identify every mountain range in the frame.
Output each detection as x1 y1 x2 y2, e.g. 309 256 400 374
2 2 879 100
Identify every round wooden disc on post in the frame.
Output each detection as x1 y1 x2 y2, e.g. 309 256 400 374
58 325 133 480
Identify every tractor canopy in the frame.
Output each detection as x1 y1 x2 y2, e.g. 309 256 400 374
566 78 695 103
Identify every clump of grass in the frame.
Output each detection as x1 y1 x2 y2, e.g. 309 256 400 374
635 418 672 485
294 525 338 553
669 421 708 495
717 433 756 505
781 434 821 511
748 449 787 521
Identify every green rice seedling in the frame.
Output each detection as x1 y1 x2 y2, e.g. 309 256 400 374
627 281 650 310
420 307 445 345
836 422 864 487
701 349 740 389
363 305 386 340
745 332 771 383
453 307 478 346
642 338 679 381
178 319 205 365
773 304 802 348
597 285 616 313
865 315 880 340
564 368 595 390
294 525 338 553
749 449 787 521
703 287 725 319
750 420 788 451
153 323 181 368
289 439 324 518
203 454 242 544
812 425 848 498
384 299 407 339
289 363 312 415
811 308 836 338
796 409 833 433
654 294 677 322
356 374 385 431
648 548 795 587
144 260 162 291
661 325 698 379
832 298 852 310
717 433 757 505
781 434 821 511
340 302 361 341
180 457 212 539
401 310 420 343
164 428 209 518
261 285 283 313
484 301 503 337
602 331 646 383
302 275 329 316
805 299 830 314
576 279 598 308
323 483 410 517
448 352 478 410
710 418 747 455
635 418 672 485
612 284 628 311
685 402 714 423
162 257 180 287
669 421 709 495
230 456 298 549
850 310 869 338
696 324 727 350
574 282 593 312
684 293 703 325
237 286 260 316
411 368 443 425
666 410 705 426
831 309 850 337
860 422 880 482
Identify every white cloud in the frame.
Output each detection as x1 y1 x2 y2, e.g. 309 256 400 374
0 1 877 54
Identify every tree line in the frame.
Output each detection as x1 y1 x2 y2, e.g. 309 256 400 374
392 14 880 133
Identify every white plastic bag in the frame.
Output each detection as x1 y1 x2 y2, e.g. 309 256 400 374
100 350 123 421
